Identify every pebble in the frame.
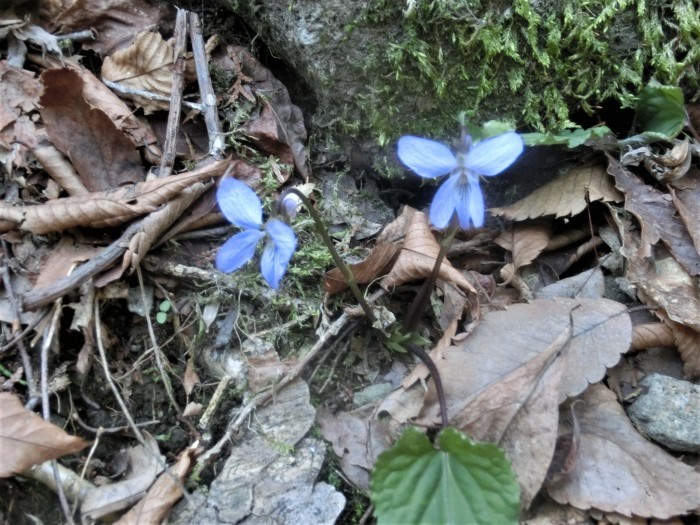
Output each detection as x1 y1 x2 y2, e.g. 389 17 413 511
627 373 700 452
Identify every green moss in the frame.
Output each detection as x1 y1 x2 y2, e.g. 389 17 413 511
349 0 700 146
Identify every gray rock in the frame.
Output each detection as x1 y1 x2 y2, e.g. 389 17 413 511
627 373 700 453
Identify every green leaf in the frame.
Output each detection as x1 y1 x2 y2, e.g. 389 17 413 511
371 427 520 525
634 81 685 140
156 311 168 324
159 300 171 313
521 125 612 148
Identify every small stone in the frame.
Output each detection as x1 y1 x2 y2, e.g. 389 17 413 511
627 373 700 453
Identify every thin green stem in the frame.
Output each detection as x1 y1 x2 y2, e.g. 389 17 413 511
283 188 377 324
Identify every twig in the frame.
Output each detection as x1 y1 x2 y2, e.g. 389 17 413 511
188 12 225 158
102 79 204 111
1 242 39 406
157 9 188 177
22 219 144 310
94 297 145 442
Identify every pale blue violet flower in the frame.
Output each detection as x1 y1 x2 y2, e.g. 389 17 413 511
216 178 297 289
398 131 524 230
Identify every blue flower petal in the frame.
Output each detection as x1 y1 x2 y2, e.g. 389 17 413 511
217 178 263 229
216 229 265 273
468 177 485 227
397 136 458 179
465 132 524 176
260 219 297 289
430 173 468 229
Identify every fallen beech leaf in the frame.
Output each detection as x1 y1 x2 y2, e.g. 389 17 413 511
0 392 89 477
56 0 171 56
81 434 165 521
609 157 700 276
115 445 197 525
491 164 622 221
546 385 700 519
0 160 226 234
535 267 605 300
381 211 476 294
495 220 552 279
417 297 630 425
454 321 570 508
102 31 192 114
40 68 145 191
324 242 400 294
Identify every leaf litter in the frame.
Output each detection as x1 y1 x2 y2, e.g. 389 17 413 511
0 3 699 524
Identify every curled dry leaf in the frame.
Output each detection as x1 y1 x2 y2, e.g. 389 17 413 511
81 434 165 522
40 68 145 191
102 31 196 114
490 164 622 221
324 242 400 294
381 211 476 294
546 385 700 519
115 445 197 525
670 167 700 255
495 220 552 280
0 392 89 478
664 319 700 379
609 157 700 276
630 323 674 351
622 228 700 331
0 159 227 234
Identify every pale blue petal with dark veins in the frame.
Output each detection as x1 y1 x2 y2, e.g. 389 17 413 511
465 132 524 176
398 136 458 179
216 178 263 230
260 219 297 289
468 177 485 227
216 229 266 273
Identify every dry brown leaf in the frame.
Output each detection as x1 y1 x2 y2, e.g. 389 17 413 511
622 228 700 331
609 157 700 276
81 434 165 522
0 392 89 477
546 385 700 519
496 220 552 283
183 360 200 397
40 68 145 191
535 267 605 300
55 0 171 56
630 323 674 351
317 406 392 491
381 211 476 294
665 320 700 379
221 46 309 180
417 297 631 425
0 61 42 169
669 167 700 255
32 144 89 196
102 31 189 114
324 242 400 294
0 160 226 234
454 321 570 508
491 164 623 221
115 445 197 525
122 182 211 270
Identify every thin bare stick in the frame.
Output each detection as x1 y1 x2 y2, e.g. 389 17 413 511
2 242 39 406
188 12 225 158
157 8 188 177
102 79 204 111
94 297 145 442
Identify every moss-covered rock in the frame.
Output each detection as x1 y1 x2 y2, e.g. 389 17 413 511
224 0 699 170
